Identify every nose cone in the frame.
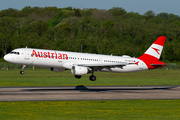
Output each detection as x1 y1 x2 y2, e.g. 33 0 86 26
4 54 10 62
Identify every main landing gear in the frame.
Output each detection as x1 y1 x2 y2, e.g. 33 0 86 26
74 69 96 81
74 74 96 81
89 75 96 81
89 68 96 81
20 65 26 75
74 71 96 81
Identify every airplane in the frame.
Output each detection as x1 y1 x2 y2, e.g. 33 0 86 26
4 36 166 81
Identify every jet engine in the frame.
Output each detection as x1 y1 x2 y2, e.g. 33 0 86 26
50 67 65 72
71 66 88 75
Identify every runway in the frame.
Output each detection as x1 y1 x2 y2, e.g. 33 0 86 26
0 86 180 101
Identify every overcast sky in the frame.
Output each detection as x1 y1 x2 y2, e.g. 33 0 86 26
0 0 180 16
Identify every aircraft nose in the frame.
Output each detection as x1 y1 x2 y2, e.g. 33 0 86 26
4 54 10 62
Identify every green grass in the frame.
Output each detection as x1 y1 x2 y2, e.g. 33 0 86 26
0 100 180 120
1 70 180 120
0 58 5 62
0 69 180 86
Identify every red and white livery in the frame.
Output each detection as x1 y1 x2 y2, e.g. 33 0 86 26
4 36 166 81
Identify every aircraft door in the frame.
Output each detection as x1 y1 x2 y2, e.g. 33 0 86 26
98 58 103 64
24 49 30 60
139 61 144 69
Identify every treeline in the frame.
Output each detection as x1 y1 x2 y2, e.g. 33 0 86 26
1 6 180 62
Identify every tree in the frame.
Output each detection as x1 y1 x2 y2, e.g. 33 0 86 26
109 7 127 17
1 7 180 62
74 8 81 17
47 19 59 27
81 8 94 17
164 42 175 61
35 20 48 36
103 20 114 28
0 34 10 57
143 10 156 20
91 9 112 21
157 12 169 20
21 6 32 16
59 23 71 34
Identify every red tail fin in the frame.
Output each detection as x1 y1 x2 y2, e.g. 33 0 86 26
138 36 166 61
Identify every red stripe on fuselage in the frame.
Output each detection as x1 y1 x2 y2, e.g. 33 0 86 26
138 54 159 61
138 57 166 69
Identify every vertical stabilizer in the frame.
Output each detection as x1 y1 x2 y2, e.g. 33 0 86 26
138 36 166 61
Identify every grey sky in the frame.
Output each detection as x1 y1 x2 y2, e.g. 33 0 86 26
0 0 179 16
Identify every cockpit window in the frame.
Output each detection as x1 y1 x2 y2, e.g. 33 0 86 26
10 51 20 55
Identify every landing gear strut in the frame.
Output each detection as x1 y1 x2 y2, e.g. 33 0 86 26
89 68 96 81
20 65 26 75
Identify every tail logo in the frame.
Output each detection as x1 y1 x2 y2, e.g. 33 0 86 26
151 47 160 55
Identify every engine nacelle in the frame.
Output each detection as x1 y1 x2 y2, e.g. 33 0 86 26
50 67 65 72
71 66 88 75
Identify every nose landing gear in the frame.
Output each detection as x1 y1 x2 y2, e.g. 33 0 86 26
20 71 24 74
20 65 26 74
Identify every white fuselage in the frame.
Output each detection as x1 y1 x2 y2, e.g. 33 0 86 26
4 48 148 73
3 36 166 81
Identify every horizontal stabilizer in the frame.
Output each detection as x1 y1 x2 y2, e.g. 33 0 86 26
150 64 166 66
150 62 166 66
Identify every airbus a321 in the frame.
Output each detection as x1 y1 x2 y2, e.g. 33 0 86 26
4 36 166 81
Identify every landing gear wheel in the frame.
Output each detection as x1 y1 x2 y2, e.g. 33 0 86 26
75 75 82 79
20 65 26 75
20 71 24 74
89 75 96 81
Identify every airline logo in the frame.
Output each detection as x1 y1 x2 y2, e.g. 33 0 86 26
135 61 139 65
144 44 163 59
151 47 160 55
31 50 68 60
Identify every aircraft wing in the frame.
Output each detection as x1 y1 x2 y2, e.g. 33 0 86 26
74 63 129 68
